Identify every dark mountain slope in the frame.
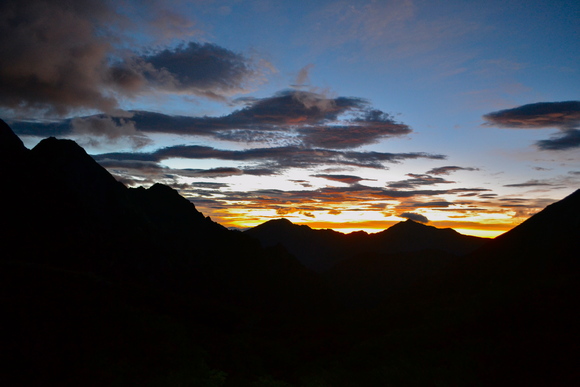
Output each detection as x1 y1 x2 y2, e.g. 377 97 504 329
325 249 457 308
1 120 324 307
355 189 580 386
245 218 356 271
0 119 335 386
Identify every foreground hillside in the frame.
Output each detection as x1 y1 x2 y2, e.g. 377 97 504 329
1 119 578 386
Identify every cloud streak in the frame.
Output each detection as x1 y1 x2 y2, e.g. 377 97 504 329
12 89 413 149
426 165 479 175
95 144 446 173
483 101 580 151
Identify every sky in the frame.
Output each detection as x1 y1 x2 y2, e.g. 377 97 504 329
2 0 579 237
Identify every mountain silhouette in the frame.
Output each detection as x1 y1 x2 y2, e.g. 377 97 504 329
246 217 486 271
364 188 580 385
1 117 577 386
245 218 357 271
1 119 334 385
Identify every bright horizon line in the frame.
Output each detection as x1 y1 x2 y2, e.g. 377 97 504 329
222 217 514 238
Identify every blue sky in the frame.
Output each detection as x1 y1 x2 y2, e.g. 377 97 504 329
2 0 579 236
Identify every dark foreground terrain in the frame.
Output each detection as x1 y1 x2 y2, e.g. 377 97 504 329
1 119 578 386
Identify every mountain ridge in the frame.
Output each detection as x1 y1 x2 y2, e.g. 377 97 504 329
245 217 487 271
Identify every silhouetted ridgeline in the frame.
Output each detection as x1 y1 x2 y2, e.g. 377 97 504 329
245 217 486 272
1 118 578 386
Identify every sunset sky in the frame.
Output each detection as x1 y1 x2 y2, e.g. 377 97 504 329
2 0 579 237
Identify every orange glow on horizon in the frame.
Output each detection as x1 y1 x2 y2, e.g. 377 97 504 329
215 214 516 238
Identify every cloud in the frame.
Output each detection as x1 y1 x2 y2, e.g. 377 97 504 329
11 89 411 149
387 173 455 189
311 174 368 185
110 42 268 100
483 101 580 130
399 212 429 223
187 167 244 177
405 201 453 208
503 180 553 188
292 64 314 87
483 101 580 151
535 129 580 151
426 165 479 175
94 144 445 173
0 0 263 116
0 0 120 115
71 116 151 149
190 182 229 190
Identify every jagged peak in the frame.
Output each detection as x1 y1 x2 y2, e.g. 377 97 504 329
32 136 87 157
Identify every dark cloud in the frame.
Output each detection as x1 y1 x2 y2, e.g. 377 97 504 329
96 159 165 172
11 89 412 149
503 180 553 188
221 90 411 148
187 167 244 177
110 42 265 100
407 201 453 208
311 174 367 185
0 0 120 115
483 101 580 151
190 182 230 189
94 144 445 172
399 212 429 223
535 129 580 151
0 0 262 116
387 173 455 189
483 101 580 130
426 166 479 175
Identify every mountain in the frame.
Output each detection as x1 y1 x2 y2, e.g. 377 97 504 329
245 218 358 271
1 120 316 296
246 217 487 271
369 218 486 255
0 119 334 386
357 188 580 386
1 118 577 386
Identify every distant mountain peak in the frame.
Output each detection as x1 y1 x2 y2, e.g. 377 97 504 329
256 218 309 230
269 218 294 225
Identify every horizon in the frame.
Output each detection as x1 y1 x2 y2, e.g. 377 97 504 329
2 0 578 239
235 216 505 238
